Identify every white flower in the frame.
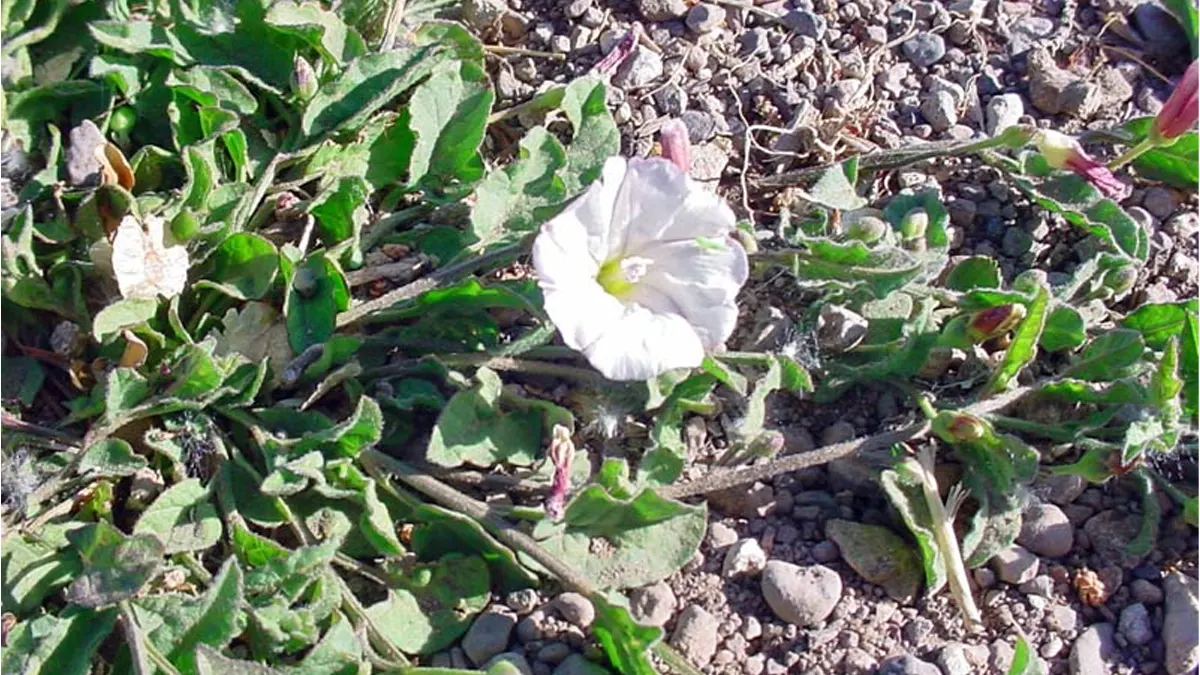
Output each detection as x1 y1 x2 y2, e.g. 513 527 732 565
111 214 189 300
533 156 748 381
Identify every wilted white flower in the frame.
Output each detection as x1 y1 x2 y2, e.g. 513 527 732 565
111 214 189 300
532 156 748 381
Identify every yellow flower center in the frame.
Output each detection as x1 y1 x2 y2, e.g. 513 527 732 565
596 256 651 299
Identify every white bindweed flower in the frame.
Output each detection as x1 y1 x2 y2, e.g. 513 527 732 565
111 214 189 300
533 156 748 381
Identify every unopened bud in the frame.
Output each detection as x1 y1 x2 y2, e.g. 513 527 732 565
996 123 1035 148
846 216 888 243
732 227 758 255
659 118 691 174
292 267 319 298
941 413 987 443
900 208 928 240
292 56 318 101
966 304 1026 342
1103 265 1138 294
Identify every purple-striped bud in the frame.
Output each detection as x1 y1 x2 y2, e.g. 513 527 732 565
659 118 691 174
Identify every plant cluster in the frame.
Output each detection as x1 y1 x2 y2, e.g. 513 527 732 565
1 1 1197 674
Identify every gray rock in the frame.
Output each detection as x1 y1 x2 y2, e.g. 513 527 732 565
679 109 715 143
565 0 591 18
553 593 594 628
1033 473 1086 506
1131 579 1164 605
709 522 739 549
991 545 1039 585
506 589 540 614
1001 225 1033 258
1163 572 1200 675
723 538 768 578
740 28 770 57
902 33 946 68
1143 186 1179 219
817 304 868 352
878 654 941 675
484 653 534 675
685 3 725 33
463 609 518 665
552 654 609 675
1009 16 1054 56
1069 623 1115 675
1118 602 1154 646
938 642 972 675
670 604 719 663
864 25 888 46
782 10 826 40
630 581 677 627
985 93 1024 135
841 648 877 674
635 0 688 22
66 120 107 187
1046 604 1078 634
1028 50 1096 117
921 90 958 132
761 561 841 626
1094 67 1134 110
612 48 663 89
1017 503 1074 558
653 84 686 116
821 421 857 446
811 540 840 563
515 610 544 643
825 520 922 603
536 642 572 665
689 141 728 181
1083 510 1147 566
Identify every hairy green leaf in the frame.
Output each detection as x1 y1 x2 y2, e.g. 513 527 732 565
133 478 222 554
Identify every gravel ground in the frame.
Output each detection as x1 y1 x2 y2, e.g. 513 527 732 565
445 0 1200 673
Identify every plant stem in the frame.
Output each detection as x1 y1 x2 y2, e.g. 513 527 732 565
365 353 609 385
659 384 1035 499
359 451 705 675
914 448 981 629
359 203 433 253
335 237 532 329
484 44 566 60
1108 136 1158 170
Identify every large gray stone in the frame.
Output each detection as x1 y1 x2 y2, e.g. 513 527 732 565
760 561 842 627
1164 573 1200 675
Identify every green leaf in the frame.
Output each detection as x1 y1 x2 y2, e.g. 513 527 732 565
945 256 1001 291
701 356 749 396
468 126 568 245
283 250 351 353
532 480 706 590
1120 117 1198 188
1063 329 1146 381
1 526 84 614
986 281 1049 394
309 176 369 247
306 112 414 190
406 60 492 188
1 607 118 675
883 188 950 249
167 66 258 115
1008 635 1048 675
291 396 383 459
426 367 542 468
1182 307 1199 419
88 20 190 64
289 613 363 675
1009 154 1147 261
1040 304 1086 353
591 593 660 675
365 554 491 655
194 644 285 675
133 478 223 554
409 504 539 592
1127 470 1162 557
1 355 44 407
301 44 446 142
777 239 925 298
359 481 405 556
78 439 148 477
93 298 159 342
66 524 165 608
880 461 947 595
806 157 867 210
264 1 366 66
1122 299 1199 349
559 76 620 195
195 233 279 300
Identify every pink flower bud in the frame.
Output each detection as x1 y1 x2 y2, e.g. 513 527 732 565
659 118 691 174
1035 130 1128 199
1153 59 1199 142
544 425 575 521
592 29 638 77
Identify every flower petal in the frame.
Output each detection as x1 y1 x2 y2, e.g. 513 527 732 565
582 305 706 381
540 278 626 352
112 216 151 299
630 237 748 350
533 208 600 289
549 156 628 262
617 158 737 254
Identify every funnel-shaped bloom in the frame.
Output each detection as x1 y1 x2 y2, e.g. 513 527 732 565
533 157 748 381
1035 130 1127 198
1154 59 1199 142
